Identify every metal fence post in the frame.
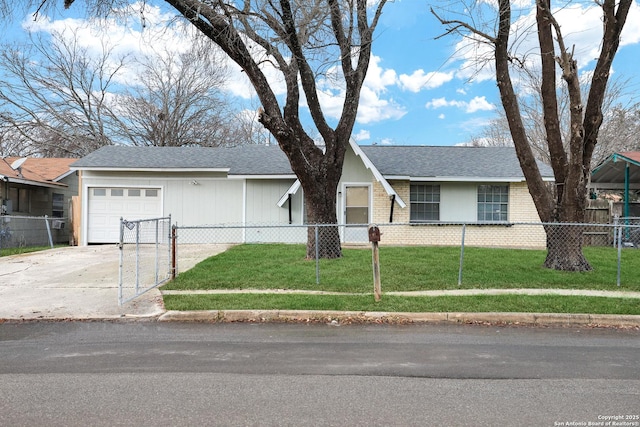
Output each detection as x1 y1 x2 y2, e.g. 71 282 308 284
315 224 320 285
44 215 53 249
617 225 622 287
135 219 140 295
458 223 466 286
167 215 172 280
155 218 160 286
171 224 177 279
118 217 124 306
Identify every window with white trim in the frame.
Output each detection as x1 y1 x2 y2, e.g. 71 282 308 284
410 184 440 222
477 185 508 222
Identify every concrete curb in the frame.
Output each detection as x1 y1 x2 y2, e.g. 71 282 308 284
157 309 640 327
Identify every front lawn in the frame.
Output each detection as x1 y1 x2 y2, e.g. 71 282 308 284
164 244 640 293
163 293 640 315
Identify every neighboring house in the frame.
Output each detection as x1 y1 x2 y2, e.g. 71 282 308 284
590 151 640 218
0 157 78 244
70 141 554 247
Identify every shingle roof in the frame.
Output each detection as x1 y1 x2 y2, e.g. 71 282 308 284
360 145 553 179
70 145 295 175
0 157 77 185
71 144 554 179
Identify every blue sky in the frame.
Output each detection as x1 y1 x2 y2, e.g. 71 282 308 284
3 0 640 147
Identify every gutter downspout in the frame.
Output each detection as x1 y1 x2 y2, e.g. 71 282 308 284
389 194 395 223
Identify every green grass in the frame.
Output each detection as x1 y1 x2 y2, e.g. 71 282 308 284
163 243 640 292
162 293 640 315
161 244 640 314
0 245 62 257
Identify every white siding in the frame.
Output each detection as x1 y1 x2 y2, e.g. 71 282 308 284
245 179 295 224
164 179 243 226
80 171 244 244
245 179 306 243
341 148 373 182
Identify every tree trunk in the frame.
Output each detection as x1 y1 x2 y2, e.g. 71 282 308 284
433 0 631 273
543 224 591 271
302 172 342 260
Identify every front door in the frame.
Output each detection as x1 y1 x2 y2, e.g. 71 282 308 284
343 185 370 243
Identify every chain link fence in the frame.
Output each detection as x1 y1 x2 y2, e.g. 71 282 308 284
118 216 172 305
613 216 640 247
0 215 68 256
172 221 640 288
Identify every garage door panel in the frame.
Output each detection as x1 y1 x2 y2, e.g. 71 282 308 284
88 187 161 243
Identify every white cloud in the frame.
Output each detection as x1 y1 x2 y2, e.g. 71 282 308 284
313 55 406 124
425 96 494 113
425 97 454 109
438 113 446 119
398 69 453 92
364 55 398 92
353 129 371 141
354 86 406 124
621 1 640 46
448 1 640 88
466 96 494 113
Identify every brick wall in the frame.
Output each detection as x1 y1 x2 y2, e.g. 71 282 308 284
371 180 547 248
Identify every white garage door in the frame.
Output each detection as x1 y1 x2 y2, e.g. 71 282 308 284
88 187 162 243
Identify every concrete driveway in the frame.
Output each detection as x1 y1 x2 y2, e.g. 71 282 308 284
0 244 224 321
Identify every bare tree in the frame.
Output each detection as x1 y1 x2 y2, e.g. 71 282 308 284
593 103 640 166
0 29 124 157
3 2 387 258
157 0 387 258
115 41 243 147
0 19 252 156
472 76 637 168
433 0 632 271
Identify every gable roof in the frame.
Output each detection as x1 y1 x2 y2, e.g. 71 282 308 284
360 145 554 181
72 144 554 182
0 157 77 188
591 151 640 184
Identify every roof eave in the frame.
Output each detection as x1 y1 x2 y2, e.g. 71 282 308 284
71 166 231 173
231 174 297 180
53 169 77 181
403 176 554 183
3 176 68 188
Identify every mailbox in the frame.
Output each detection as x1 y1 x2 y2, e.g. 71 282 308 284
368 224 381 243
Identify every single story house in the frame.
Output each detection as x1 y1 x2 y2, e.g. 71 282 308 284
0 157 78 244
70 141 554 247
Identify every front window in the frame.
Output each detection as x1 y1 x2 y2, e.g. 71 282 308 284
410 184 440 222
9 187 30 213
52 193 64 218
477 185 508 222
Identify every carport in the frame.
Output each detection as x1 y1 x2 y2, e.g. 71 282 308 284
591 151 640 217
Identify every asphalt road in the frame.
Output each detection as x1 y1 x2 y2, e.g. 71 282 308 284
1 322 639 426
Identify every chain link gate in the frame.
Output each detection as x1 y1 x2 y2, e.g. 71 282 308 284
118 216 172 305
